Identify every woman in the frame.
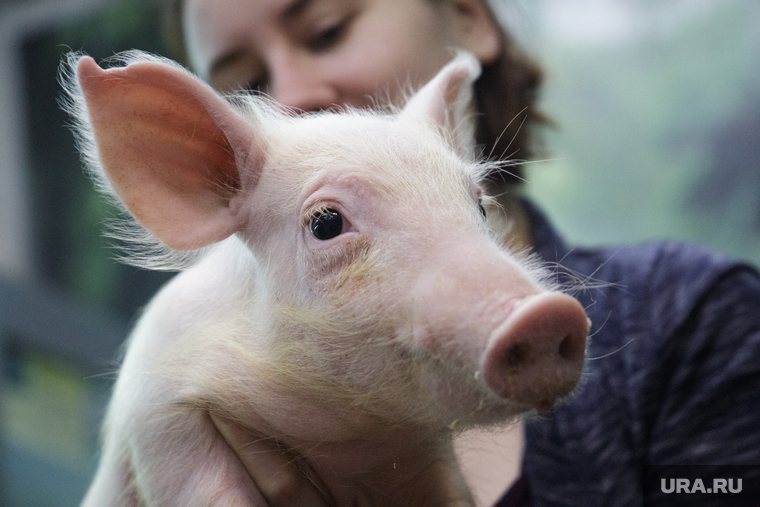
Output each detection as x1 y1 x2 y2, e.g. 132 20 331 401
161 0 760 505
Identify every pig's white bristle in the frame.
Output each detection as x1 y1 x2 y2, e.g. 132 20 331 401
158 299 517 433
59 51 208 270
59 51 290 271
388 51 483 162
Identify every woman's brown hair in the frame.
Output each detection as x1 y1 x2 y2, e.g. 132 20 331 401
160 0 546 184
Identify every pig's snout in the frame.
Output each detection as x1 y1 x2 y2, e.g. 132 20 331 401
481 292 588 411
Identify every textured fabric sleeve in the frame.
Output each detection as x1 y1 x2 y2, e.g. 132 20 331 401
518 240 760 507
646 266 760 465
641 266 760 504
512 204 760 506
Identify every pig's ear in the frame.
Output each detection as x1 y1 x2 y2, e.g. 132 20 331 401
400 51 481 159
75 55 259 251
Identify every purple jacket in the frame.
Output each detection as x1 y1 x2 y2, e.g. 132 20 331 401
496 201 760 506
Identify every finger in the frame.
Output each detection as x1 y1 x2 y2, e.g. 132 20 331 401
211 414 332 507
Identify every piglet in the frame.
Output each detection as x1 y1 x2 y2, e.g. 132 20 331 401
61 50 589 506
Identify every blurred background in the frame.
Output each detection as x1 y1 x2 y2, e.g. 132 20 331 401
0 0 758 504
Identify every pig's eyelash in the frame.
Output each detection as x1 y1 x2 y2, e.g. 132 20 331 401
303 203 337 227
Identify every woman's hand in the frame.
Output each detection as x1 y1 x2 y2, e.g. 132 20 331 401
211 414 332 506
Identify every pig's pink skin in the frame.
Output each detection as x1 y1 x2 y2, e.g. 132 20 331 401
66 51 590 506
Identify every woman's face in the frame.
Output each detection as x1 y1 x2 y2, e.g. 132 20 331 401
183 0 498 112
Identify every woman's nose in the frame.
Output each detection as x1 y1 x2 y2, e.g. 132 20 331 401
268 53 338 113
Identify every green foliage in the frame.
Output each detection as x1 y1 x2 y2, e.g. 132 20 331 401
28 0 171 313
526 0 760 265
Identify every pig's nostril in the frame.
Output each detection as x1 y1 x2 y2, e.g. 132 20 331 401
504 342 528 368
558 332 585 362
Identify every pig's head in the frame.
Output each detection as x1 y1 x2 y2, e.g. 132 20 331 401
63 51 588 438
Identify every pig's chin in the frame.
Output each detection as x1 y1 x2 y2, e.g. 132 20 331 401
417 367 533 430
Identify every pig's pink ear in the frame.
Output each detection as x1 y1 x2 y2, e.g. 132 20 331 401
76 56 259 251
400 51 481 159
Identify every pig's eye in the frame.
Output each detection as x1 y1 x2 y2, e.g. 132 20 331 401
310 208 343 240
478 203 487 219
